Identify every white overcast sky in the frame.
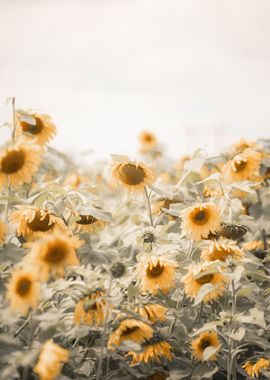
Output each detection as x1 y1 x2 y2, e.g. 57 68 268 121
0 0 270 159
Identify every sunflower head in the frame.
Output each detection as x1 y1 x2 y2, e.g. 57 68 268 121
191 331 221 362
201 239 245 262
135 303 168 324
220 223 249 240
181 203 221 241
72 212 107 234
139 131 158 152
6 268 40 315
74 289 107 326
111 159 155 192
242 358 270 378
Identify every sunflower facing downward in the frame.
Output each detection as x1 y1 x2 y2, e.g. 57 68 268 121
139 131 158 153
108 318 154 350
221 149 261 183
10 205 69 241
16 111 56 146
0 219 8 246
24 233 83 281
181 203 221 241
135 303 168 324
72 213 107 234
181 263 229 303
0 141 42 190
136 255 178 295
191 331 221 362
127 334 172 365
111 159 156 192
201 239 245 262
33 340 69 380
74 289 107 326
6 268 40 315
242 358 270 378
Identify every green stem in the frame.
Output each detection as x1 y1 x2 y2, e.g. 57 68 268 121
4 176 11 221
144 186 154 227
11 97 16 142
227 280 237 380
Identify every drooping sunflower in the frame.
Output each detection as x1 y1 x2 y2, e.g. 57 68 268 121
135 303 168 324
127 334 172 365
74 289 107 326
0 140 42 190
24 233 83 281
10 205 69 241
108 318 154 350
33 340 69 380
6 268 40 315
0 219 8 246
139 131 158 153
71 212 107 234
181 263 229 303
16 111 56 146
136 255 178 295
181 203 221 241
221 149 261 183
191 331 221 361
242 358 270 378
111 159 156 192
201 239 245 262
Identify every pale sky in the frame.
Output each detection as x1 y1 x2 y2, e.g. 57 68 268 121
0 0 270 159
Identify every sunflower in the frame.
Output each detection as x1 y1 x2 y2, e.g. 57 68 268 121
72 212 107 234
63 173 90 189
111 160 156 192
191 331 221 361
152 198 179 217
6 268 40 315
181 203 221 241
232 138 257 154
24 233 83 281
181 263 229 303
136 255 178 295
139 131 158 152
203 184 223 198
16 111 56 146
201 239 245 262
242 358 270 378
135 303 168 324
0 219 8 246
221 149 261 183
127 335 172 365
0 141 42 190
74 289 107 326
10 205 69 241
242 240 264 252
108 318 154 350
33 340 69 380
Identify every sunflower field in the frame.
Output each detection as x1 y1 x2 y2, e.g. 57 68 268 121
1 101 270 380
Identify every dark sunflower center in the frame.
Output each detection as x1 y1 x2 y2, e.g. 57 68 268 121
119 163 145 185
233 159 247 173
76 215 97 225
16 278 31 296
27 211 55 232
146 262 164 278
44 242 67 263
1 150 26 174
144 134 153 143
196 273 214 285
193 210 208 225
83 299 98 312
201 339 210 350
122 326 140 336
20 116 44 135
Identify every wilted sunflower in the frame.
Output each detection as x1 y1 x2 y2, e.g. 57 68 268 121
72 212 107 234
201 239 245 262
0 141 42 190
108 318 154 350
181 203 221 241
74 289 107 326
0 219 8 246
242 358 270 378
111 160 155 192
221 149 261 183
10 205 69 241
33 340 69 380
6 268 40 315
127 334 172 365
24 233 83 281
181 263 229 303
136 255 178 295
135 303 168 324
191 331 221 361
16 111 56 146
139 131 158 152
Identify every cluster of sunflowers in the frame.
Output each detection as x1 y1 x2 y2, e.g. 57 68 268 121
0 102 270 380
